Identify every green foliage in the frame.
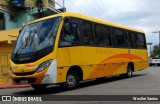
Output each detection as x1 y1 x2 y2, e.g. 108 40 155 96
150 45 160 58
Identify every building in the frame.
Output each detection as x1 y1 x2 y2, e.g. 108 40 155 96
0 0 65 84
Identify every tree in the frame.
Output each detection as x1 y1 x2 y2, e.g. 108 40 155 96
150 45 160 58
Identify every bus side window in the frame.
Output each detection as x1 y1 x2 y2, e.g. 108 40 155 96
95 24 111 47
59 22 80 47
126 31 136 48
83 22 94 46
105 26 112 47
111 28 116 47
125 31 130 48
112 28 126 48
95 24 105 47
130 32 136 48
136 33 146 49
71 23 80 45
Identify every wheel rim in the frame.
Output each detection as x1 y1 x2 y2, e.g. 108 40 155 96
67 74 76 87
128 67 132 76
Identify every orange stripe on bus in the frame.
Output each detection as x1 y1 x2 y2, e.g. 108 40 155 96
87 54 144 79
100 54 144 64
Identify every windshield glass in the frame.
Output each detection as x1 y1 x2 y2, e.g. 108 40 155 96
13 17 61 54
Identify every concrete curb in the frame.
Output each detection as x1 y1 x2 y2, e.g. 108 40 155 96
0 84 30 89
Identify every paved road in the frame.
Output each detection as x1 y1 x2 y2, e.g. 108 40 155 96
1 67 160 103
0 67 160 95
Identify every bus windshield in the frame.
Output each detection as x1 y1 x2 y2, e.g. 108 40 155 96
14 17 61 55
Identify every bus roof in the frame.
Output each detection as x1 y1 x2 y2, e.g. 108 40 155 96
28 12 144 33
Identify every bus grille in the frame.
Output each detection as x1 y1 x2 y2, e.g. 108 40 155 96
14 71 35 76
14 78 36 83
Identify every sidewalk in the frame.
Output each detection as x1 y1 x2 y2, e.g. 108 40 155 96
0 84 30 89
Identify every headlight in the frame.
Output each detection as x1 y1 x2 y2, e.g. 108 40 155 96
36 60 53 72
10 66 14 74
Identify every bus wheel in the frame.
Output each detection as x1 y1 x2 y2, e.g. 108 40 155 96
61 71 79 90
120 65 133 78
31 84 48 91
126 65 133 78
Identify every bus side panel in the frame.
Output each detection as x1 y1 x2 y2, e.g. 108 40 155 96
81 47 118 80
116 62 128 75
108 48 129 75
133 50 148 72
101 63 118 77
81 65 99 80
134 62 142 71
56 47 82 83
134 61 149 72
56 47 148 83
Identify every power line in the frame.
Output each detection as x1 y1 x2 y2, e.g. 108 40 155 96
96 0 113 20
85 0 113 20
96 1 110 18
84 0 102 17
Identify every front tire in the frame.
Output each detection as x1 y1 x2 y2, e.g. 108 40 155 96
31 84 48 91
61 71 79 90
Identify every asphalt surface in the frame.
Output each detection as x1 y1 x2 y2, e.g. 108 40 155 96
1 67 160 103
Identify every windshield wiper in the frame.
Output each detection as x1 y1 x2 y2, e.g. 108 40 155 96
15 37 28 57
15 32 32 56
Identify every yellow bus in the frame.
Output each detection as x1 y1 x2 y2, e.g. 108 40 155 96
9 12 148 90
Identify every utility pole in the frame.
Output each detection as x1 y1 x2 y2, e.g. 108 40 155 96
63 0 65 8
153 31 160 47
147 43 153 54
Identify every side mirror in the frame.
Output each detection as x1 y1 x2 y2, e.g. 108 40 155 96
64 23 71 34
64 17 70 23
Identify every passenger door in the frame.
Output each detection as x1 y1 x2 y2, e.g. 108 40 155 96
57 18 83 82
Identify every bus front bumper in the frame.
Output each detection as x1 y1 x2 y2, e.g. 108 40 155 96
9 67 50 84
9 60 58 84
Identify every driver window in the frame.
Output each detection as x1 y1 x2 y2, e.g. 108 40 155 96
59 22 80 47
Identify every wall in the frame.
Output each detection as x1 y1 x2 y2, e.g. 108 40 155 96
0 29 19 84
0 10 17 30
0 42 13 84
16 11 36 28
0 9 37 30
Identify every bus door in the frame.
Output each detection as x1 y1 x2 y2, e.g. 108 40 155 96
57 18 82 82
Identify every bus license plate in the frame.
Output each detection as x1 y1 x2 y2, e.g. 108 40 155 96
20 80 28 84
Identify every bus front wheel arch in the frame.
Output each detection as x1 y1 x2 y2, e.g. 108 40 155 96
61 66 83 90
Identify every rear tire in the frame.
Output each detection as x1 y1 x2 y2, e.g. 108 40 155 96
31 84 48 91
120 64 133 78
61 71 79 90
126 65 133 78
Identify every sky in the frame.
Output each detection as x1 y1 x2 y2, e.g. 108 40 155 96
56 0 160 47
